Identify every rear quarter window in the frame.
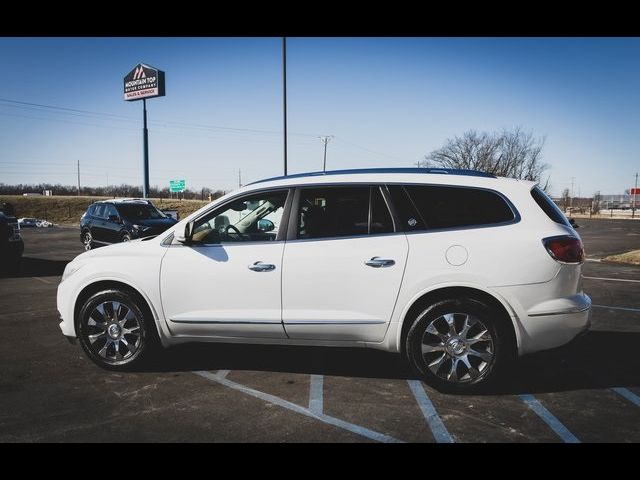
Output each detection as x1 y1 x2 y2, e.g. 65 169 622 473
403 185 515 230
530 186 570 226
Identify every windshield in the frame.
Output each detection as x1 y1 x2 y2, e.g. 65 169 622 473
116 203 166 221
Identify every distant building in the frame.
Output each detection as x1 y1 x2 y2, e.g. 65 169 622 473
599 194 636 209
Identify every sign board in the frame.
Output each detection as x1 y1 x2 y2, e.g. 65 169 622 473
123 63 165 101
169 179 186 193
631 188 640 195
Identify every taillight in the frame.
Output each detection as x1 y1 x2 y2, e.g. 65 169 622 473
542 235 585 264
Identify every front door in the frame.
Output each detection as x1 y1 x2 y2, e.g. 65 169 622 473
282 185 409 342
160 189 290 338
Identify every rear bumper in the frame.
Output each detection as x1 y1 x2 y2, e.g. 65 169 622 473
516 293 591 355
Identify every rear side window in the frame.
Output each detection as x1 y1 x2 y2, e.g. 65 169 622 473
530 186 570 226
387 185 425 231
93 204 106 218
370 187 394 234
297 186 394 239
389 185 515 231
87 205 96 216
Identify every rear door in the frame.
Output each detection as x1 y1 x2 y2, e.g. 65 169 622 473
104 204 122 243
89 204 109 243
281 185 409 342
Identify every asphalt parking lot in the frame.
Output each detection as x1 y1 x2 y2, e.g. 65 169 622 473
1 219 639 442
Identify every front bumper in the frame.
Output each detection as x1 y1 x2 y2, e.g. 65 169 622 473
57 280 77 339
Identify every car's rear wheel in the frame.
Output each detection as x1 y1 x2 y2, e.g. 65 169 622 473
121 232 131 242
77 289 158 370
405 297 512 393
82 230 93 251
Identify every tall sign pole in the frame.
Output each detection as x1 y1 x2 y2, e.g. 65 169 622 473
142 98 149 198
123 63 165 198
282 37 288 176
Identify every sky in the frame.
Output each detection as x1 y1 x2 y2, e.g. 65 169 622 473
1 37 639 197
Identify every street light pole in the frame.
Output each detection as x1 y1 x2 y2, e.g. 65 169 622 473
282 37 288 176
633 172 638 219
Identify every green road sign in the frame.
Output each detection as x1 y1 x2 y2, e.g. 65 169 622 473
169 179 185 193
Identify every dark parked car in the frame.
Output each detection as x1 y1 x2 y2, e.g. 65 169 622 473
80 199 178 250
0 203 24 274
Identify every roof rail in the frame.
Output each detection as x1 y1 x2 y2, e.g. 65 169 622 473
248 167 496 185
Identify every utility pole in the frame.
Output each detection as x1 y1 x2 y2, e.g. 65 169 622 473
282 37 288 176
570 177 575 211
633 172 638 219
77 160 80 196
238 168 242 188
319 136 334 172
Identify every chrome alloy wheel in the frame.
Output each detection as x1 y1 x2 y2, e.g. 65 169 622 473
85 301 141 362
83 232 93 251
421 313 495 383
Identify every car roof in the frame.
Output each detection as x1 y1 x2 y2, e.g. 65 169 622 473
248 168 496 186
92 198 152 205
238 168 534 194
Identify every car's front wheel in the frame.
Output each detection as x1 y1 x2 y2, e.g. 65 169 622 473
77 289 158 370
405 297 513 393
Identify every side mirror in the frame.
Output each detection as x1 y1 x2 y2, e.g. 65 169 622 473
257 219 275 232
175 221 194 244
569 218 580 229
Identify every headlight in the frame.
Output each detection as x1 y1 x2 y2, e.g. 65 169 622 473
133 224 149 231
61 262 84 282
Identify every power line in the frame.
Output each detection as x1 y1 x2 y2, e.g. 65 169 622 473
0 97 319 138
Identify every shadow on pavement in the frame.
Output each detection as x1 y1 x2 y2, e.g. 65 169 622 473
16 257 68 277
140 330 640 394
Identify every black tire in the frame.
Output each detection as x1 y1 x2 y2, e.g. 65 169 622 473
405 297 514 394
82 230 94 251
121 232 131 242
77 289 159 371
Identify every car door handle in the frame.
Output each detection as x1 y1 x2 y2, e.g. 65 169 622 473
365 257 395 268
248 261 276 272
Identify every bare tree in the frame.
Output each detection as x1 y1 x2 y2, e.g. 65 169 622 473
592 191 601 214
561 188 570 212
421 128 550 189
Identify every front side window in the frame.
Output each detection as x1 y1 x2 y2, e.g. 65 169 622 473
297 186 394 240
191 190 288 244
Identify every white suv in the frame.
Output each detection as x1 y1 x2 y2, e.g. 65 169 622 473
57 168 591 392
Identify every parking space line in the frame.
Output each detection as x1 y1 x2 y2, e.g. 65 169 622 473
309 374 323 414
194 370 403 443
583 276 640 283
407 380 454 443
519 394 580 443
592 304 640 313
33 277 52 284
217 370 230 379
611 387 640 407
